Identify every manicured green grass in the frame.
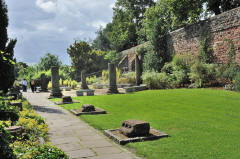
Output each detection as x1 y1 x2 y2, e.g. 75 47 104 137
51 89 240 159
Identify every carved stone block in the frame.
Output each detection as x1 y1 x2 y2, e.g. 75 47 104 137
82 104 96 112
119 120 150 137
62 96 72 103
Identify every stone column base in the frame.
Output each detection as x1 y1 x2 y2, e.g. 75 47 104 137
49 92 62 99
107 86 119 94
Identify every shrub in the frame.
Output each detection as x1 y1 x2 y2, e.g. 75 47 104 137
143 45 163 72
86 76 97 85
172 54 192 71
170 70 188 87
122 72 136 84
142 71 169 89
189 61 217 87
222 62 240 82
102 70 108 83
17 109 48 139
32 144 69 159
59 78 63 87
234 72 240 91
47 81 52 90
102 68 121 83
70 80 78 89
63 80 68 87
161 56 191 87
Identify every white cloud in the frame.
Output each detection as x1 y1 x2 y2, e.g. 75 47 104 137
90 20 107 29
36 0 57 13
7 0 117 65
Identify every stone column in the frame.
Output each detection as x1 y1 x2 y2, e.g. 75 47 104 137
49 66 62 98
107 63 119 93
81 70 89 89
40 73 47 92
135 55 142 86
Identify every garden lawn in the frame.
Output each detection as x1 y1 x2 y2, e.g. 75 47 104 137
51 89 240 159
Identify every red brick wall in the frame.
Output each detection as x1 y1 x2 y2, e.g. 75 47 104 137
120 6 240 69
171 6 240 64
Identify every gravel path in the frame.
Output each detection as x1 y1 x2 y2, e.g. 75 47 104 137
23 92 140 159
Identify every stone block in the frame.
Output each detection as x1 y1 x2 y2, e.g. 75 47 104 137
76 90 84 96
87 90 94 96
119 120 150 137
62 96 72 103
82 104 95 112
123 87 135 93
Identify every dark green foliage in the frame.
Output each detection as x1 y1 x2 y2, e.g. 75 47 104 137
97 0 155 52
198 34 214 63
0 0 17 93
142 71 169 89
0 0 8 51
220 39 240 86
222 62 240 82
143 45 163 72
234 72 240 91
114 0 155 27
189 61 217 87
0 125 16 159
67 40 107 80
92 27 111 51
150 19 171 71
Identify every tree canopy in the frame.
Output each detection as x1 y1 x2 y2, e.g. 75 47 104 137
67 40 107 80
0 0 17 93
38 53 62 71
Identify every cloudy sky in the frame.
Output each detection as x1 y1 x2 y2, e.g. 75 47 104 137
6 0 116 65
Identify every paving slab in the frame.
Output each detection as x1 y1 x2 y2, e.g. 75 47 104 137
23 92 140 159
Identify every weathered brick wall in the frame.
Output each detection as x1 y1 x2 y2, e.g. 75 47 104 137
171 6 240 64
119 6 240 70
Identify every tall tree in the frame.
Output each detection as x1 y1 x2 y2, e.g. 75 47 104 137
0 0 17 93
67 40 107 81
92 27 111 51
101 0 155 52
114 0 155 27
38 53 62 71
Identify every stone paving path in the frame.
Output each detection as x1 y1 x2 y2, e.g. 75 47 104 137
23 92 140 159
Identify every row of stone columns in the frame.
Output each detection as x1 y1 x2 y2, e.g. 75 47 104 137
49 63 120 98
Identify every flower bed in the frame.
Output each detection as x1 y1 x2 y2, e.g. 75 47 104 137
0 97 69 159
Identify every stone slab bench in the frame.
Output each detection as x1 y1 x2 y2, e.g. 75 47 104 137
76 89 95 96
123 85 147 93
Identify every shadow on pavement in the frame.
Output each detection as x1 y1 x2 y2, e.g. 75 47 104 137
32 105 66 114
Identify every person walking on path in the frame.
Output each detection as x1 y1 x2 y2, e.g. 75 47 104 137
30 79 36 93
21 78 27 92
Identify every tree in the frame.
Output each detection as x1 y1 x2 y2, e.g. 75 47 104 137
67 40 107 81
0 0 17 93
14 61 28 79
114 0 155 27
92 27 111 51
104 50 121 64
99 0 155 52
109 10 138 52
38 53 62 71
